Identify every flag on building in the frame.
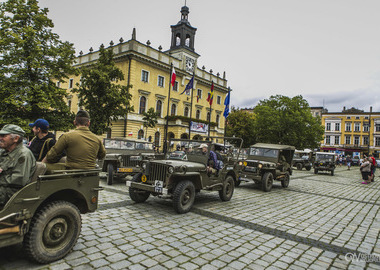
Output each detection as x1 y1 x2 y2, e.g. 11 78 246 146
196 95 200 103
206 81 214 105
170 67 176 87
223 91 230 118
180 76 194 95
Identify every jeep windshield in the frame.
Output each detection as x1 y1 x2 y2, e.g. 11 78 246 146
104 139 135 150
168 151 187 160
316 154 334 162
249 147 279 158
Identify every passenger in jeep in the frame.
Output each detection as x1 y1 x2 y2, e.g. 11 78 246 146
0 124 36 206
43 110 106 170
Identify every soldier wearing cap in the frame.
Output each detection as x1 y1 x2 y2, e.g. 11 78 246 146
28 119 58 162
43 110 106 170
0 124 36 206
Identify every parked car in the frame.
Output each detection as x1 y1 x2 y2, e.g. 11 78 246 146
0 162 101 263
126 137 243 214
238 143 295 192
313 152 336 175
102 138 164 185
292 150 314 171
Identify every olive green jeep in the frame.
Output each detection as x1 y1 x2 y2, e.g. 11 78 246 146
313 152 336 176
126 137 243 214
0 162 101 263
238 143 295 192
292 150 314 171
102 138 164 185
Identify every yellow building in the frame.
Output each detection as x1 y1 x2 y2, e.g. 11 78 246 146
59 5 230 150
321 107 380 157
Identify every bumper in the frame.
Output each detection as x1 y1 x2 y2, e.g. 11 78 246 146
126 181 169 195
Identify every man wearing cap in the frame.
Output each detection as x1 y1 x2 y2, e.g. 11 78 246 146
0 124 36 206
28 119 58 162
43 110 106 170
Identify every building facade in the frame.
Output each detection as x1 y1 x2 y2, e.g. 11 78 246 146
320 107 380 157
59 5 230 150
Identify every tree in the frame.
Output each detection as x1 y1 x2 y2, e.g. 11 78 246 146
142 108 158 140
73 45 133 135
0 0 76 131
253 95 324 149
225 107 256 147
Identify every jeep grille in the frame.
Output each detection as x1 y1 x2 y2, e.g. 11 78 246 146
122 156 140 167
149 163 168 182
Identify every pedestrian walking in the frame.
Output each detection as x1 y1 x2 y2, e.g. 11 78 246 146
346 155 352 170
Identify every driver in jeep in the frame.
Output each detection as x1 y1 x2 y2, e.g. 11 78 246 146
0 124 36 206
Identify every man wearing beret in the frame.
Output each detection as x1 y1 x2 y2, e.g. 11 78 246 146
28 119 58 162
0 124 36 206
44 110 106 170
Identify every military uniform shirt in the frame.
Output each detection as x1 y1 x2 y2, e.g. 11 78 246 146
0 144 36 187
46 127 106 169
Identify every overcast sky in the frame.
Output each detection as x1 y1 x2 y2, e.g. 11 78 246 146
38 0 380 113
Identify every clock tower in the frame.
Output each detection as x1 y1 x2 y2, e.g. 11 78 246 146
168 5 199 73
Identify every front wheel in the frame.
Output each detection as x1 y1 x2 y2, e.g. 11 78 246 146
129 173 150 203
296 163 303 170
219 176 235 201
107 163 114 185
173 181 195 214
281 172 290 188
305 166 312 171
262 172 273 192
24 201 81 264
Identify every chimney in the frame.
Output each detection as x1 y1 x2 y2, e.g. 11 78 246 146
343 106 346 112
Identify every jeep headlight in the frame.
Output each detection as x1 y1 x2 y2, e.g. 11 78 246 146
117 155 123 162
258 163 263 169
142 163 147 170
168 166 174 174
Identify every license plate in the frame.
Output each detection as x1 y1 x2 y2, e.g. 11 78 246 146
118 168 133 172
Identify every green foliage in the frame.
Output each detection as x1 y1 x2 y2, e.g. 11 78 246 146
142 108 158 140
73 45 133 135
225 107 256 147
0 0 76 132
253 95 324 149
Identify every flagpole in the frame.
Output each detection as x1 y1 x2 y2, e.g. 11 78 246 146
188 72 195 140
208 81 213 137
164 63 173 155
224 87 231 138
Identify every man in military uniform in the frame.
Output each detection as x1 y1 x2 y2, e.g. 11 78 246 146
43 110 106 170
0 124 36 206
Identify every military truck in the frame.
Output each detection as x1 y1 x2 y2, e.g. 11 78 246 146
238 143 295 192
0 162 101 263
102 138 164 185
293 150 314 171
126 137 243 214
313 152 336 176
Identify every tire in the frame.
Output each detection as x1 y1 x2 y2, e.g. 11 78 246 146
305 166 312 171
107 163 114 185
172 180 195 214
314 169 318 174
235 179 241 187
129 173 150 203
219 176 235 201
296 163 303 170
281 172 290 188
261 172 273 192
331 170 334 176
24 201 81 264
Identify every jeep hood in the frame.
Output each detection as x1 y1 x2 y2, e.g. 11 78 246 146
151 159 206 170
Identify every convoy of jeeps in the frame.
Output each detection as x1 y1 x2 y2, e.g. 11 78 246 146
1 133 345 264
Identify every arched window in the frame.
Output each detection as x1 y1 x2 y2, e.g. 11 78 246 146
138 129 144 139
148 136 152 142
196 109 200 119
216 114 220 127
184 107 189 117
154 132 160 147
185 35 190 47
181 133 188 139
168 132 175 139
139 96 146 114
156 100 162 117
207 112 210 122
176 34 181 46
193 135 202 140
171 104 177 116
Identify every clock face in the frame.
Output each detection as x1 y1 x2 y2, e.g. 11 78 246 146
185 57 195 73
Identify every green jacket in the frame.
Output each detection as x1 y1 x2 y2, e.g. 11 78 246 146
46 127 106 169
0 144 36 188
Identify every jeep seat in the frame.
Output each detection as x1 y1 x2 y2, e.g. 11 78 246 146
30 162 47 182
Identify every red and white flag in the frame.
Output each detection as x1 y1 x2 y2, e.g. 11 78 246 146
170 66 176 87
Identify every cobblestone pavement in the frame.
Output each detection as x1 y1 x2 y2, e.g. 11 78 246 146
1 167 380 269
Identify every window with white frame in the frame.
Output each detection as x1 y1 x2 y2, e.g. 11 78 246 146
217 96 221 105
363 123 369 132
139 96 146 114
197 89 202 99
345 122 351 132
325 135 331 145
376 137 380 146
354 136 360 145
184 107 189 117
156 100 162 117
158 76 164 87
335 123 340 131
334 136 340 145
56 81 61 88
354 122 360 132
345 135 351 145
326 123 331 131
141 70 149 82
363 136 369 145
376 123 380 132
173 81 178 91
216 115 220 127
69 79 73 89
196 109 200 119
171 104 177 116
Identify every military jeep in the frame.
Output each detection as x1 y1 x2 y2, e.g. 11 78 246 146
293 150 314 171
313 152 336 176
102 138 164 185
0 162 101 263
238 143 295 192
126 137 243 214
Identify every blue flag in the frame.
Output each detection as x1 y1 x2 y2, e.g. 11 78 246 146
223 91 230 118
180 76 194 95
